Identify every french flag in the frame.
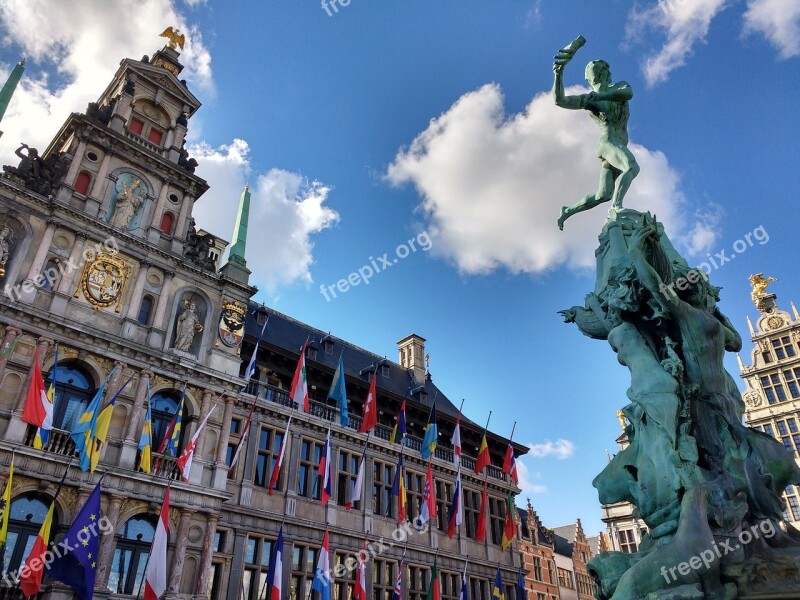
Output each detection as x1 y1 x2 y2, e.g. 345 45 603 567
451 415 462 468
144 486 170 600
346 453 365 510
267 526 285 600
318 427 333 504
447 470 463 539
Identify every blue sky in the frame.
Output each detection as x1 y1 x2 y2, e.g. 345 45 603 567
1 0 799 534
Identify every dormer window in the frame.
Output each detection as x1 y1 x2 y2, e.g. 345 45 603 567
147 128 163 145
323 340 334 354
306 347 318 361
127 101 170 149
379 364 390 378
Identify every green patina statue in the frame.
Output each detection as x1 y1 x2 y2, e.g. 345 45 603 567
556 37 800 600
553 37 640 231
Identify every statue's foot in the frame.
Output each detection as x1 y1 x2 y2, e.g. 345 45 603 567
557 206 570 231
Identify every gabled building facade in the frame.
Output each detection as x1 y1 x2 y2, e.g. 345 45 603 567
0 37 526 600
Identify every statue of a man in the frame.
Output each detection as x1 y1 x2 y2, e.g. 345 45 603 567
175 300 203 352
0 224 14 278
553 37 640 230
110 178 145 230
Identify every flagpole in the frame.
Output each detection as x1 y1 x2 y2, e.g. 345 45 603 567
508 422 516 444
483 411 492 436
0 449 14 570
359 432 370 517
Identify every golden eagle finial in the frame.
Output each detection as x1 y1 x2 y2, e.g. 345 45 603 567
159 26 186 50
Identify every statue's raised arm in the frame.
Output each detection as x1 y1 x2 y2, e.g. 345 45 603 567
552 37 640 231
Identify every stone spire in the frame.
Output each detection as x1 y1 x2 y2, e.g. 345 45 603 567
0 59 25 131
228 185 250 267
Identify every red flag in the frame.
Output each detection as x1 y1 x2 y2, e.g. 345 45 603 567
176 405 216 481
419 460 436 524
358 373 378 433
474 434 491 474
269 418 292 495
353 540 368 600
475 477 488 542
22 345 52 429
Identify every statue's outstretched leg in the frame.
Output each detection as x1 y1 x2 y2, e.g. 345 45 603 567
558 166 615 230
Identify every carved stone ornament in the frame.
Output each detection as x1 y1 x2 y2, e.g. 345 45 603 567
218 299 246 348
75 249 131 312
766 316 785 331
0 222 15 279
743 391 763 409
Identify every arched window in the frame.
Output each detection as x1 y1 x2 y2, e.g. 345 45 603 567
74 171 91 195
150 390 186 452
40 258 61 291
160 212 174 235
108 515 158 595
45 363 96 430
137 295 154 326
2 494 58 576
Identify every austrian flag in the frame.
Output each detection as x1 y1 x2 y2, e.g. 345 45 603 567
291 340 310 412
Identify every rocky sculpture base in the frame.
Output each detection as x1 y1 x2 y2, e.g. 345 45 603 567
561 209 800 599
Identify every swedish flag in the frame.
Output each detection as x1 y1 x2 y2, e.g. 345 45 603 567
70 367 115 472
492 567 504 600
162 393 184 458
420 402 438 460
138 378 153 474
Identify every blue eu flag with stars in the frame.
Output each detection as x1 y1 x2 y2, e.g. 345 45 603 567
46 480 103 600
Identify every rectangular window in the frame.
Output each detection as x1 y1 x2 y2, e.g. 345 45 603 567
338 449 361 508
254 426 286 490
488 497 504 545
405 469 424 524
532 557 542 581
129 117 144 135
788 496 800 521
784 368 800 399
373 460 395 519
618 529 638 553
147 127 163 145
547 560 556 586
537 594 545 600
408 566 430 600
760 374 787 404
462 487 479 538
373 559 396 600
772 336 796 359
243 535 273 600
334 552 355 600
440 571 460 600
298 438 324 499
557 568 574 589
436 479 455 533
207 563 222 600
291 544 319 600
226 418 244 478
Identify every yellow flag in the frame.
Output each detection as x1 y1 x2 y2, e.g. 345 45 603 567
89 403 115 472
0 459 13 546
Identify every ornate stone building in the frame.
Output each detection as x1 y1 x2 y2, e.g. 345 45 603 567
0 39 525 600
739 276 800 532
551 521 594 600
517 503 559 600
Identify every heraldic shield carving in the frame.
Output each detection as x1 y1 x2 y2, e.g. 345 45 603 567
75 249 131 312
218 298 246 348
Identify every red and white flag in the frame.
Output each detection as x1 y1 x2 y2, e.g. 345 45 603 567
291 340 310 412
353 540 368 600
418 460 436 525
346 453 366 510
144 486 170 600
269 417 292 495
358 373 378 433
176 405 216 482
318 427 333 504
451 415 462 468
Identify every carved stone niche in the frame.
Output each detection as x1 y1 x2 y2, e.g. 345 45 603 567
0 217 25 280
170 290 208 358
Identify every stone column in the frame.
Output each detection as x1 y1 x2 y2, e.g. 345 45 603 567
91 151 113 214
25 220 58 281
56 233 86 295
166 508 196 596
64 138 88 185
152 271 175 331
212 394 236 489
148 179 171 243
0 326 22 384
95 494 124 588
171 193 195 254
103 361 126 403
124 262 150 321
120 368 151 469
192 513 220 600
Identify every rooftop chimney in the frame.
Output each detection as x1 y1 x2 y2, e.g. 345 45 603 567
397 334 426 385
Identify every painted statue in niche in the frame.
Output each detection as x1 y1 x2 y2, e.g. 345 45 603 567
174 297 204 352
109 175 146 230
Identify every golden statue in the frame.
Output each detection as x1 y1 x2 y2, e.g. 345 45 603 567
159 26 185 50
749 273 777 309
617 409 627 431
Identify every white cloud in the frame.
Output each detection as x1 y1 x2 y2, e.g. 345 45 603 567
743 0 800 58
683 204 723 257
516 460 547 495
190 139 339 295
386 83 708 275
0 0 213 162
624 0 729 87
526 438 576 460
